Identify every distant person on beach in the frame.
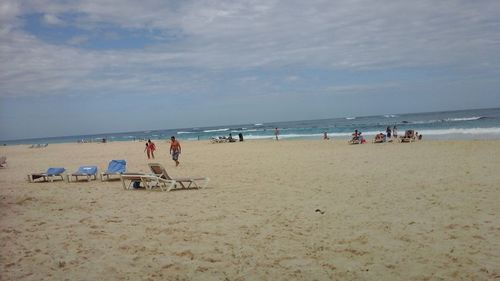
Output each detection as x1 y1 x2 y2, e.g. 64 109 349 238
393 126 398 139
275 128 280 140
352 129 361 140
374 133 386 143
386 126 392 138
350 129 365 144
170 136 181 166
323 132 329 140
144 139 156 159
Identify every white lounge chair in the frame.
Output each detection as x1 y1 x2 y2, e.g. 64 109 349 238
120 173 176 191
148 163 209 190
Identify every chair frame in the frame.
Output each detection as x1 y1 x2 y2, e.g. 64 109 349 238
28 172 65 183
120 173 176 191
148 163 209 190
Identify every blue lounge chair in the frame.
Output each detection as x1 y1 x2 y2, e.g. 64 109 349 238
28 167 66 182
68 166 98 182
101 160 126 181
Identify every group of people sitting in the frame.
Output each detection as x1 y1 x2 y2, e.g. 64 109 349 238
210 133 244 143
349 129 422 144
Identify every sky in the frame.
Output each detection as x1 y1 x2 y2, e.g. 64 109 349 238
1 0 500 140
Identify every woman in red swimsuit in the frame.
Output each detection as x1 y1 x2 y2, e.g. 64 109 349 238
144 139 156 159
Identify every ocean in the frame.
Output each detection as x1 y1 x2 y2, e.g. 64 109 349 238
3 107 500 145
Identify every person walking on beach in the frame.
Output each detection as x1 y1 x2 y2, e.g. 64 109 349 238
274 127 280 140
144 139 156 159
170 136 181 166
386 126 392 139
323 131 330 140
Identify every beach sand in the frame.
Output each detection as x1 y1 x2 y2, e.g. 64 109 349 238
0 140 499 280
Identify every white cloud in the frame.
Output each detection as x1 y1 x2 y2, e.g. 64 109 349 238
0 0 500 99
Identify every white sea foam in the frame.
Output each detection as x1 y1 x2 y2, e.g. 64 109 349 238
444 116 483 122
384 114 398 118
345 117 356 120
409 116 484 124
203 128 230 133
177 131 195 134
254 123 263 126
240 127 500 140
233 128 260 133
417 127 500 135
408 119 441 124
243 135 275 140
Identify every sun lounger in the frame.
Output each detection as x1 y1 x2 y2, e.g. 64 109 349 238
400 130 416 143
0 156 6 168
148 163 209 190
120 173 146 189
373 134 386 143
120 173 176 191
101 160 126 181
28 167 66 182
68 166 98 182
348 138 362 144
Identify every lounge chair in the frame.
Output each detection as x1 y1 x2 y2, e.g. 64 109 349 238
148 163 209 190
373 133 386 143
101 160 126 181
68 166 98 182
349 136 366 144
28 167 66 182
348 139 361 144
120 173 176 191
400 130 416 143
0 156 6 168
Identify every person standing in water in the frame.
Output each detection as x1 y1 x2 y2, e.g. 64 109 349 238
170 136 181 166
274 128 280 140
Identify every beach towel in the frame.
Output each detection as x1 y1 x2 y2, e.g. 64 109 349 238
106 160 126 173
77 166 98 175
47 167 65 175
28 167 66 182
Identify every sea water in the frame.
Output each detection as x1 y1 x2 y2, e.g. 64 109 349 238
3 107 500 145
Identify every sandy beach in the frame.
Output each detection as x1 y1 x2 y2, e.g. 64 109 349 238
0 139 499 280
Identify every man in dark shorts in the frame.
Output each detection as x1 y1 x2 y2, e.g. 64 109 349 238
170 136 181 166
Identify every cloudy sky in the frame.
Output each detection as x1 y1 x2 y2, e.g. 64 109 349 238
1 0 500 140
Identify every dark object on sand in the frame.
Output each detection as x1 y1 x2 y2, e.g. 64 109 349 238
315 209 325 214
238 133 244 142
